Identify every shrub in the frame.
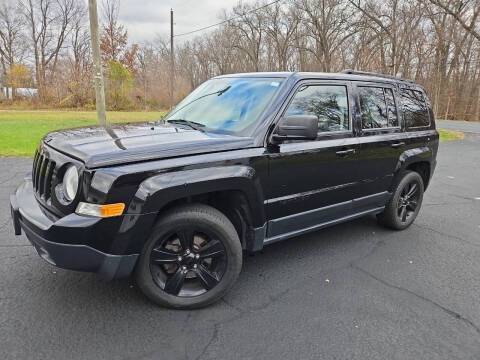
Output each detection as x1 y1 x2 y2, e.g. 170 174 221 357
105 60 132 110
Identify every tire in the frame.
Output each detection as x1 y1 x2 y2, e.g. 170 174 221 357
135 203 242 309
377 171 424 230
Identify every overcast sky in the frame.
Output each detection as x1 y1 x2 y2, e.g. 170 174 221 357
115 0 241 43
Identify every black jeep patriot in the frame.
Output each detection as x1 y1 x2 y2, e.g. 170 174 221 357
10 70 438 308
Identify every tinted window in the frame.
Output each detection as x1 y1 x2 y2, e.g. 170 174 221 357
359 87 385 128
359 86 398 129
285 85 349 132
401 89 430 127
385 88 398 127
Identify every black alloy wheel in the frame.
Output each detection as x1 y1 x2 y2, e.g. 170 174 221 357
135 203 242 309
150 227 227 297
377 170 424 230
396 180 420 223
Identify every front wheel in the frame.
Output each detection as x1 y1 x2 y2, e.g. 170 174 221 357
377 171 424 230
135 204 243 309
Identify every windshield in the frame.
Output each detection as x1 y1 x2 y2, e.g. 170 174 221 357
163 77 283 135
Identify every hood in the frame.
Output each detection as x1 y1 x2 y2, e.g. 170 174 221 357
43 123 254 168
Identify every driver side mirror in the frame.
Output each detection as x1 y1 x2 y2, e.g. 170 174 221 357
271 115 319 143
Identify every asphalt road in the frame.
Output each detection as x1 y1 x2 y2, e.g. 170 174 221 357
436 120 480 134
1 122 480 360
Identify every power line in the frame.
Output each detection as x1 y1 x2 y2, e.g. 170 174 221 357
174 0 283 38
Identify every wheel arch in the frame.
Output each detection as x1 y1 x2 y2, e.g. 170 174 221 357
158 190 256 250
406 161 431 189
392 147 433 190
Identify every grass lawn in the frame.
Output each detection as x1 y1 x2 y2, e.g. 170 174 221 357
438 129 465 142
0 110 466 157
0 111 165 157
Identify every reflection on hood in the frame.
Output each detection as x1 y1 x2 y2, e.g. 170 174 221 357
43 122 254 169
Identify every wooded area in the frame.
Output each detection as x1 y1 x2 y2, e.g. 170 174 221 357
1 0 480 120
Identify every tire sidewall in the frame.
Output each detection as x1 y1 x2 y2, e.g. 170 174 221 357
135 205 242 309
387 171 424 230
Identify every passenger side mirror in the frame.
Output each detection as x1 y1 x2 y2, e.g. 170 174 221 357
272 115 319 143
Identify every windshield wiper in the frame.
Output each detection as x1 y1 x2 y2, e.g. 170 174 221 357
167 119 206 132
216 85 231 96
165 86 232 120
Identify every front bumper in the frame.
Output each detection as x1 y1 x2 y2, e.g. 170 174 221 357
10 177 138 280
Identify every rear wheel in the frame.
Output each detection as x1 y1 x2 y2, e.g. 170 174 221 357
377 171 424 230
135 204 242 309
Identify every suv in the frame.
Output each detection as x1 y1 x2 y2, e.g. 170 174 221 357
10 71 438 309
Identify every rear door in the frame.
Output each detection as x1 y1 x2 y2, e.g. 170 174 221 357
352 82 405 202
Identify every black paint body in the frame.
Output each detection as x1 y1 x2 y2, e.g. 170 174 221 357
10 72 439 279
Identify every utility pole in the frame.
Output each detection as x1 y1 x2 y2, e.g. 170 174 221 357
170 8 174 110
88 0 107 126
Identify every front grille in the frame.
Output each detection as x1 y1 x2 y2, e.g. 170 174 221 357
32 149 56 200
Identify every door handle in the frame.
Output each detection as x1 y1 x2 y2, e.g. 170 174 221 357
336 148 356 157
391 142 406 149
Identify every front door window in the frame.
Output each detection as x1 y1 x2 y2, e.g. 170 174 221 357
285 85 349 133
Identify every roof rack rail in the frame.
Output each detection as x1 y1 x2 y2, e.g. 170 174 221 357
339 69 414 83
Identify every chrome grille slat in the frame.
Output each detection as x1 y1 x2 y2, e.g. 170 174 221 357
32 151 40 188
38 157 48 196
44 160 55 198
34 154 43 190
32 148 56 201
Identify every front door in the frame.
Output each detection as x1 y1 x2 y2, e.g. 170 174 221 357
265 81 364 241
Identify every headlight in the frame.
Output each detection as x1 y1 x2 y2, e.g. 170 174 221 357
63 165 79 201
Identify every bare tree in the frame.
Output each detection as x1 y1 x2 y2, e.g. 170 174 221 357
298 0 357 72
0 1 27 98
100 0 126 62
205 27 237 75
136 43 156 109
225 2 265 72
348 0 422 75
262 2 299 71
429 0 480 41
66 3 92 107
21 0 78 101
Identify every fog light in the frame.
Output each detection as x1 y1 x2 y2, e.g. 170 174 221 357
76 202 125 218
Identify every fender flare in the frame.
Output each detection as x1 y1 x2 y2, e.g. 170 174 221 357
126 165 267 227
391 146 432 189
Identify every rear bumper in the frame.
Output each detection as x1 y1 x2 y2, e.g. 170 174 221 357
10 177 138 280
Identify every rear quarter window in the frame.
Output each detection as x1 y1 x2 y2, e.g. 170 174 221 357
401 89 430 128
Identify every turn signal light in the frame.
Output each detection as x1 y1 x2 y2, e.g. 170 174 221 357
76 202 125 218
100 203 125 217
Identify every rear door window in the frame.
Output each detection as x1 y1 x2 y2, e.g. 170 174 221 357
359 86 398 129
401 89 430 128
384 88 398 127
